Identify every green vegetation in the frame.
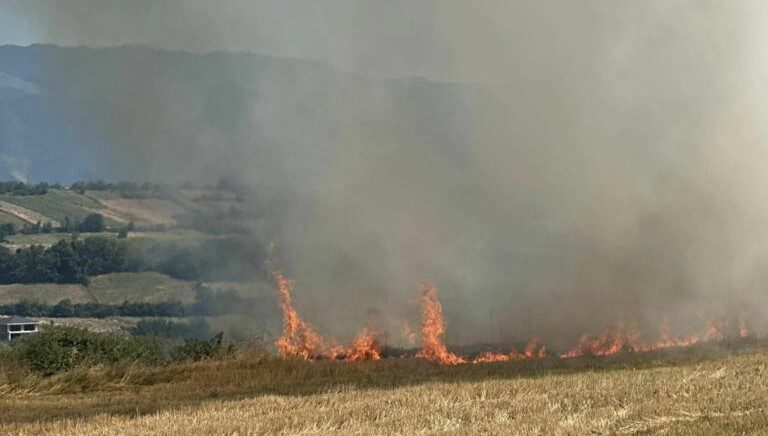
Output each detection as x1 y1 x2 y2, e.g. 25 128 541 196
0 181 57 196
0 189 111 225
0 235 267 285
0 287 263 318
77 213 106 233
0 282 92 304
16 325 162 376
171 333 234 361
13 325 231 376
71 180 170 199
130 318 213 340
0 271 198 304
1 231 115 248
87 272 198 303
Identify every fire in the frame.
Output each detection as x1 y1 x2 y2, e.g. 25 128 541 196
274 270 325 359
523 338 548 359
705 320 725 342
471 339 547 363
558 318 735 359
739 319 751 338
559 321 645 358
273 269 382 361
402 322 418 346
272 270 755 365
416 282 466 365
338 328 382 361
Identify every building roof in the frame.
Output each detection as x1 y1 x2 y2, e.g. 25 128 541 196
0 315 40 325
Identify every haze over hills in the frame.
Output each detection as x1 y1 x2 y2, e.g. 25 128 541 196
0 44 473 185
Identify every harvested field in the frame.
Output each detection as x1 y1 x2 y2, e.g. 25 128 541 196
0 190 113 226
88 272 199 304
87 191 186 227
0 272 199 304
0 345 764 434
0 283 93 304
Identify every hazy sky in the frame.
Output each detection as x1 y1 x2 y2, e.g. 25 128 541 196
4 1 768 342
5 1 768 84
1 0 456 80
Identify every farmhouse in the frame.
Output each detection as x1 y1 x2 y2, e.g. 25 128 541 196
0 316 41 340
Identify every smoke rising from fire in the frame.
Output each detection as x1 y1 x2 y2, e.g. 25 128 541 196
13 1 768 346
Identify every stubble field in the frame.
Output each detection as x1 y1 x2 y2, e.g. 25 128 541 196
0 344 765 435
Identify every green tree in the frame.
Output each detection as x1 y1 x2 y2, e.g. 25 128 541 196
79 213 105 233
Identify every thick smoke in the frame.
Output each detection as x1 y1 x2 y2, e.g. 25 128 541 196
12 1 768 346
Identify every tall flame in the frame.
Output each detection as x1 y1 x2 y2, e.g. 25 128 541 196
416 282 466 365
273 268 382 361
272 269 754 365
274 270 325 359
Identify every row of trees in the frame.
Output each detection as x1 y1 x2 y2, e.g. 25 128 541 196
70 180 170 199
0 181 60 196
2 213 109 238
0 288 263 318
0 234 265 284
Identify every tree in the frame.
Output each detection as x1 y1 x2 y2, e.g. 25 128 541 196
0 223 15 240
51 299 75 317
79 213 105 233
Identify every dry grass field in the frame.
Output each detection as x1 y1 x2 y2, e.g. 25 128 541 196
0 345 764 434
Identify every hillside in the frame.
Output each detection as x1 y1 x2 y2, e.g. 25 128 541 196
0 182 263 310
0 188 204 230
0 44 475 185
0 347 765 434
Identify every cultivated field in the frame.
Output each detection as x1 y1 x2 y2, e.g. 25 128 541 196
0 272 199 304
0 189 110 225
0 345 764 434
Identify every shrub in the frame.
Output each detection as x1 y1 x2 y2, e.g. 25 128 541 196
78 213 105 233
172 332 234 362
130 318 212 340
16 326 162 375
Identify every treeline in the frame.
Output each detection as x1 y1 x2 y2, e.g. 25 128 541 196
0 181 60 196
0 235 266 284
2 213 109 238
70 180 170 199
0 288 264 318
129 318 212 340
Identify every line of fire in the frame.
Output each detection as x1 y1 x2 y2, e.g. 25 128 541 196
272 269 754 365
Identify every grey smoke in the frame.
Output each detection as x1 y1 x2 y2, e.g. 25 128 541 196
11 1 768 346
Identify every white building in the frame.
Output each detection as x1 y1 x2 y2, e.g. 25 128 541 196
0 316 41 340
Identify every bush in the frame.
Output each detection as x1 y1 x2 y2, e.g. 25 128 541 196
130 318 212 340
16 326 162 375
172 332 234 362
79 213 106 233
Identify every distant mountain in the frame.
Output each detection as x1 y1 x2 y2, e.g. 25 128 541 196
0 45 476 184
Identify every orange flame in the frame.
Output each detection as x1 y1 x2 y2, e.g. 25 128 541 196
705 320 725 342
272 269 754 365
402 322 418 346
558 318 733 358
739 318 751 339
273 269 382 361
342 328 382 361
274 270 325 359
416 282 466 365
471 338 547 363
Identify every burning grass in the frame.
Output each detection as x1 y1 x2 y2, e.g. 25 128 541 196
272 270 758 366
